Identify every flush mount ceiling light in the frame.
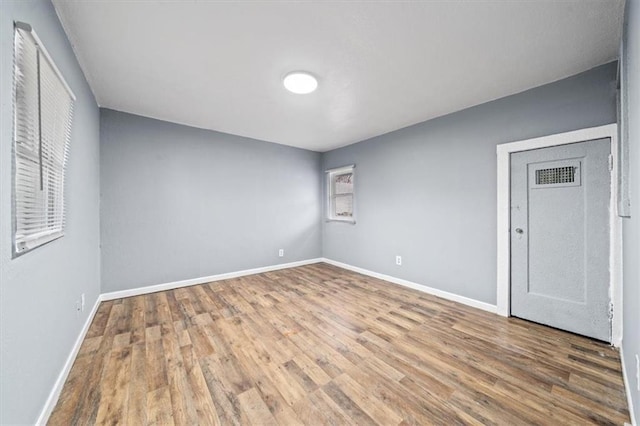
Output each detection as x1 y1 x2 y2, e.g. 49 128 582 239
283 71 318 94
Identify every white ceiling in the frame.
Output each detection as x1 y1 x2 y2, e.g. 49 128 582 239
52 1 624 152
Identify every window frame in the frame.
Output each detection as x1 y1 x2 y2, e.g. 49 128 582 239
12 21 75 257
326 164 356 223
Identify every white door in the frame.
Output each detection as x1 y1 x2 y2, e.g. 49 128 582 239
510 138 611 342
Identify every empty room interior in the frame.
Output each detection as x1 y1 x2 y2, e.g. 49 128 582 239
1 0 640 424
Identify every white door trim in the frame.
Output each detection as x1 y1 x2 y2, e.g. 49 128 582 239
496 123 622 345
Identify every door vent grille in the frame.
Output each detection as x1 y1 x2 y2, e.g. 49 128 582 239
536 166 575 185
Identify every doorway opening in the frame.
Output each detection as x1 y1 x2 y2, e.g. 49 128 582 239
496 124 621 345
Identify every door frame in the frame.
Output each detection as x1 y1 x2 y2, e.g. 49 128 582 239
496 123 622 345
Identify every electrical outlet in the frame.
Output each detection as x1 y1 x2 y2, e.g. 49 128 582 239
81 293 85 312
395 255 402 266
278 249 284 257
636 354 640 391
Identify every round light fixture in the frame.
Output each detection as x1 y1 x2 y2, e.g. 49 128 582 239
283 71 318 94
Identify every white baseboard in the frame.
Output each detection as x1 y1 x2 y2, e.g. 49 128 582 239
321 258 497 314
101 258 324 301
621 345 638 426
36 294 103 425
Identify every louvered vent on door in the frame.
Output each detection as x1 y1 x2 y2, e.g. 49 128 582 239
529 159 581 189
536 166 575 185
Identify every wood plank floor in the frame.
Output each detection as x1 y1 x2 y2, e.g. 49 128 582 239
49 263 630 425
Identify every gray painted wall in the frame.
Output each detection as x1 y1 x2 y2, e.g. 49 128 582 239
622 0 640 421
100 109 322 292
322 62 617 305
0 1 101 424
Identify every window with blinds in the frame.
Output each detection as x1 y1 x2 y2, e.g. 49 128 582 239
327 165 355 223
12 22 75 256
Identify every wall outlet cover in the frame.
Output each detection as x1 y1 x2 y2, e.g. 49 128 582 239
278 249 284 257
396 256 402 266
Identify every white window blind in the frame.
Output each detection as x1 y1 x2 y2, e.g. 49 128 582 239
327 165 355 222
13 22 75 256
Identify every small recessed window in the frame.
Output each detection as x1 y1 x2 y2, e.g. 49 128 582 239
327 165 355 223
12 22 75 256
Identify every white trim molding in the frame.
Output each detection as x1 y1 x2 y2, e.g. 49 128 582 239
322 258 497 314
36 295 102 425
101 258 324 301
621 346 638 426
496 123 622 346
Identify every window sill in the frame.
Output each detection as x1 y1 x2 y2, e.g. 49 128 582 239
13 231 63 258
325 219 356 224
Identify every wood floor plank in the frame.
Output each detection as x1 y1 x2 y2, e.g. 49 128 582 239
346 360 457 425
306 388 358 426
198 355 243 426
291 394 330 426
94 346 132 425
164 331 199 425
50 300 121 425
322 381 376 425
179 344 221 425
237 387 278 426
130 296 147 345
292 353 332 387
230 343 302 425
86 300 114 339
332 373 404 425
49 263 631 425
127 343 148 425
46 349 95 424
242 345 307 407
145 329 168 392
146 386 174 426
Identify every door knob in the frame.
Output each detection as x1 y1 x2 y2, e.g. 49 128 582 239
515 228 524 234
